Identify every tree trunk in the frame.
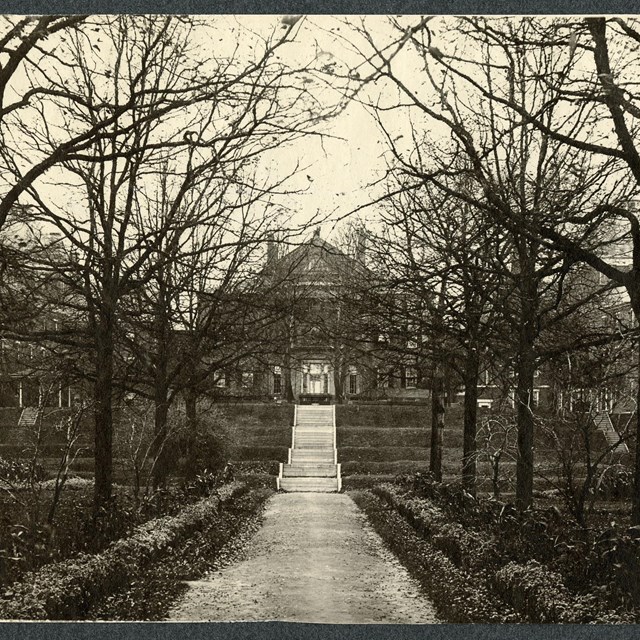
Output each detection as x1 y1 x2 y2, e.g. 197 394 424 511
152 273 171 489
94 310 114 516
153 383 170 488
462 349 480 495
283 347 294 402
515 307 537 511
333 368 343 403
633 331 640 524
430 367 445 481
184 385 198 480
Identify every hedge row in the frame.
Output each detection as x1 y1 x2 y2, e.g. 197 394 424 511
341 460 427 476
336 428 427 448
0 481 247 620
339 446 429 462
372 484 498 571
493 561 615 623
351 490 514 622
372 483 635 623
233 446 288 461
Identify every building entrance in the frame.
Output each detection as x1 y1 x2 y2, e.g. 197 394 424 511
301 361 331 396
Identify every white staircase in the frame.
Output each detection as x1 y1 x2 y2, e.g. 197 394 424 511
278 404 341 492
18 407 40 427
594 411 629 455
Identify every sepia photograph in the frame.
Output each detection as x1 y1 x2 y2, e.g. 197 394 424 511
0 12 639 626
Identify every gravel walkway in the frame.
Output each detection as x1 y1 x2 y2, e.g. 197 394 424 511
168 492 439 623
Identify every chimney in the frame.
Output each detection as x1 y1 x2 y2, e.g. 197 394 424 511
266 233 279 265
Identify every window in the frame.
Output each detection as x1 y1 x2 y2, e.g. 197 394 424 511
349 373 358 395
273 366 282 394
215 372 227 387
405 367 417 389
242 372 254 388
377 369 388 388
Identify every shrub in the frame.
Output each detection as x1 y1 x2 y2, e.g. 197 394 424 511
0 456 45 485
589 525 640 609
492 560 633 623
494 561 576 622
351 490 514 622
0 481 247 620
372 483 498 571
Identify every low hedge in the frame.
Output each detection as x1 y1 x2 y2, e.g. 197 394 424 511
341 475 396 490
494 561 633 623
232 425 292 440
233 434 291 448
233 446 288 461
339 446 429 462
341 461 427 476
218 404 294 428
351 489 514 622
377 479 637 623
337 428 427 448
372 484 498 571
0 481 247 620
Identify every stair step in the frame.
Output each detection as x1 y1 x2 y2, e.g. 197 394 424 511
290 454 335 464
280 477 339 492
18 407 40 427
280 405 340 491
283 464 337 477
290 450 335 457
593 411 629 454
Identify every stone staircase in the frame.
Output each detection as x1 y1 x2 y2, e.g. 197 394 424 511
18 407 40 427
278 404 341 492
593 411 629 455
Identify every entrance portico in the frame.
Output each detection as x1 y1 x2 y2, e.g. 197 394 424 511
292 359 334 404
302 361 332 396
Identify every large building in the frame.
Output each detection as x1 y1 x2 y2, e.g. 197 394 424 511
209 228 429 404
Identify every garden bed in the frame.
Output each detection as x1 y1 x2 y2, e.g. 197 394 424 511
0 480 271 620
358 478 639 623
88 483 273 620
350 489 514 622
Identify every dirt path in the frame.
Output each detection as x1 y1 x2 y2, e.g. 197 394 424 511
168 493 439 623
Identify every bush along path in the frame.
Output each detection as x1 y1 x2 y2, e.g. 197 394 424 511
0 481 273 620
355 480 638 623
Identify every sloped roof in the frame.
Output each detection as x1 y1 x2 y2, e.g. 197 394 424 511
266 230 370 286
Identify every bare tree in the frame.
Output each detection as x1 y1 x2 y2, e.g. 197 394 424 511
9 15 341 515
352 15 632 510
398 15 640 520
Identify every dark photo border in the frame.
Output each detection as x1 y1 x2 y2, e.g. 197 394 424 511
1 3 639 640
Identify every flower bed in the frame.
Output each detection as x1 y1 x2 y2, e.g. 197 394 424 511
0 481 248 620
367 481 636 623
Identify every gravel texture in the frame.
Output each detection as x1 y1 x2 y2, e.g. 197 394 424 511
168 492 439 623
